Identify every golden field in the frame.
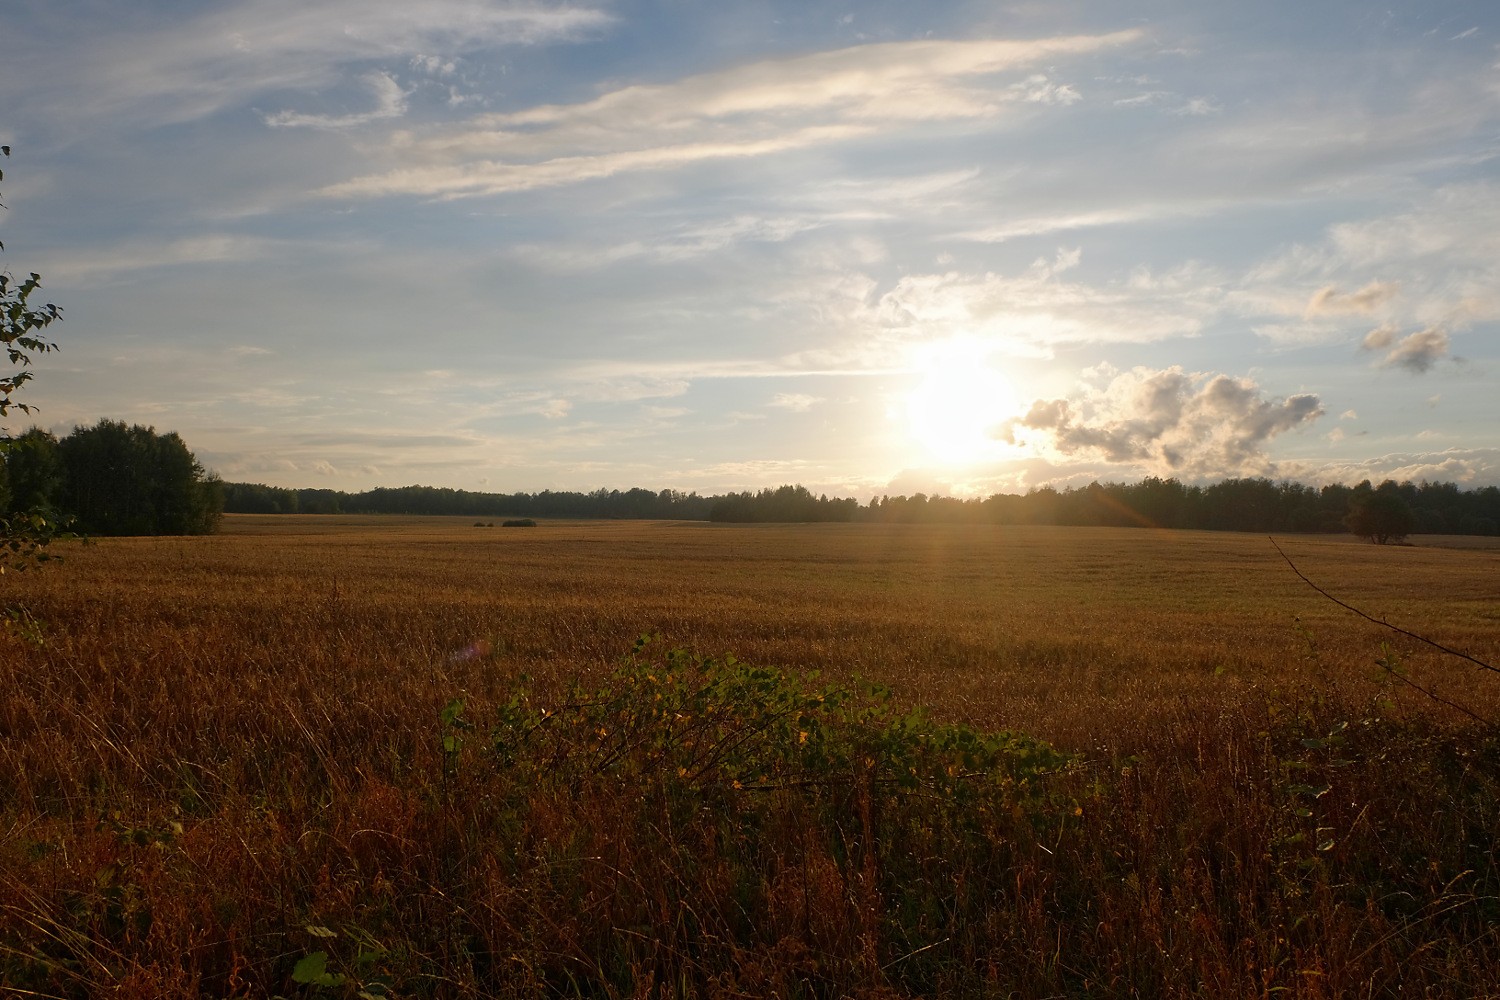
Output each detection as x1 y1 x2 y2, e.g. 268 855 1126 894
3 517 1499 998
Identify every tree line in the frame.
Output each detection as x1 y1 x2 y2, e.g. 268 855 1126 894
713 478 1497 538
222 482 716 521
220 476 1499 540
1 420 222 536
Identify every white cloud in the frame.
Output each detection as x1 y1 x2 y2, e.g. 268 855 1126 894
7 0 612 128
262 71 409 129
1304 280 1398 316
1361 323 1399 349
874 252 1225 354
1005 365 1323 479
536 398 571 419
512 213 827 268
1171 97 1221 116
323 125 877 199
769 393 821 412
1310 448 1500 487
35 235 283 284
321 32 1142 200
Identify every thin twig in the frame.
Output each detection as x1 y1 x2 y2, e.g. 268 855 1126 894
1268 536 1498 675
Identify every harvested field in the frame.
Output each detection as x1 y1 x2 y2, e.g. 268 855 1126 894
3 517 1498 997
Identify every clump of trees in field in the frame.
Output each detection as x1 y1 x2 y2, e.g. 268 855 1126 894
2 420 222 536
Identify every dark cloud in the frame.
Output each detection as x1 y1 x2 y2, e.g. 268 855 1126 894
1005 366 1323 479
1378 327 1449 373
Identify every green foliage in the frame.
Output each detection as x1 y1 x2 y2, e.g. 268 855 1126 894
444 638 1079 993
58 419 222 535
2 427 62 514
1 602 49 646
289 926 395 998
483 636 1073 799
1 146 64 571
0 145 61 420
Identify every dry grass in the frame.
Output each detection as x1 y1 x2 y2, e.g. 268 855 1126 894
2 516 1499 998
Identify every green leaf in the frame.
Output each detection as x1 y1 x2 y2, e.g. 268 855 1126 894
292 951 347 986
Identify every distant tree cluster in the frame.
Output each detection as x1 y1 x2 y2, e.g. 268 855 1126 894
717 476 1498 541
708 485 859 523
1 420 222 536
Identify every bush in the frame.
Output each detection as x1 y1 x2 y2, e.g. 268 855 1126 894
433 638 1078 996
501 518 536 527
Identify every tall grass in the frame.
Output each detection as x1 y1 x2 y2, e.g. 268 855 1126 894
2 518 1498 997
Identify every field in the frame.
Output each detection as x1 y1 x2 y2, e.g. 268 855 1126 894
3 516 1499 998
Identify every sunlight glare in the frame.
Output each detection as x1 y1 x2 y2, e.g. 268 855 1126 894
903 338 1022 466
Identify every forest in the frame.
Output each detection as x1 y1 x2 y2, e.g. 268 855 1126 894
221 475 1500 536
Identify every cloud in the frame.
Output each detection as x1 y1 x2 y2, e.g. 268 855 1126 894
1005 366 1323 478
874 251 1225 353
957 203 1205 243
512 213 828 268
262 71 408 128
323 125 876 198
1309 448 1500 487
321 31 1141 199
9 0 612 128
1305 280 1398 316
1363 326 1450 373
769 393 821 412
35 234 283 284
1361 324 1398 349
1174 97 1222 116
537 398 571 419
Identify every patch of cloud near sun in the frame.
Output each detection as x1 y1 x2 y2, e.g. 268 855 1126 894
1007 367 1323 480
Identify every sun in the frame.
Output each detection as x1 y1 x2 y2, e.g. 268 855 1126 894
901 338 1022 467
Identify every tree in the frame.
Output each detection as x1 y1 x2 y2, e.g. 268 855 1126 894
2 427 62 513
0 145 64 571
1346 490 1416 545
58 420 222 536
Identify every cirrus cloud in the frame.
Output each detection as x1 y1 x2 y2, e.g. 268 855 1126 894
319 31 1142 200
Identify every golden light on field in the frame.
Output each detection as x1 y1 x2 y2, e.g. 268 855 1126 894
901 337 1022 466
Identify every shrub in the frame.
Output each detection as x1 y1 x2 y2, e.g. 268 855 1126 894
433 638 1078 996
501 518 536 527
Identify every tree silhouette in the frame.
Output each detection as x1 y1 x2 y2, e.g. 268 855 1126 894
1346 490 1415 544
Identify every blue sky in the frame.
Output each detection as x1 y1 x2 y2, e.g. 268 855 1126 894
3 0 1497 496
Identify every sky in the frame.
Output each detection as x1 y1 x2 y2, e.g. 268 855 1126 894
2 0 1497 498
